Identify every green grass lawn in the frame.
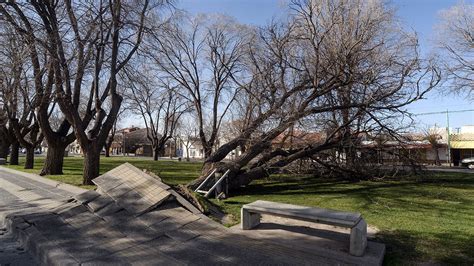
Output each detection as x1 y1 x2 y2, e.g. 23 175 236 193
3 156 473 265
211 173 474 265
4 156 202 189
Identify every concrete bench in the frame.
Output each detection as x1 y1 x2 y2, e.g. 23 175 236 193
241 200 367 256
0 158 5 165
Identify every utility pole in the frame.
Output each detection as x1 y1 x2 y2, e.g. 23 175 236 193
446 109 451 167
123 131 126 157
412 108 474 167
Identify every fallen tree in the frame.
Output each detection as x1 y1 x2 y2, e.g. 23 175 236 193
185 0 441 190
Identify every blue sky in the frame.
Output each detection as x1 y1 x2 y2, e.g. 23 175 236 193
179 0 473 130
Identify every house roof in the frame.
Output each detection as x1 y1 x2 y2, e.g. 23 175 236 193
360 140 447 149
451 133 474 141
272 131 326 147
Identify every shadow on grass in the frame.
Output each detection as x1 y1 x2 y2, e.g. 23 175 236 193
378 229 423 265
379 229 474 265
217 173 474 265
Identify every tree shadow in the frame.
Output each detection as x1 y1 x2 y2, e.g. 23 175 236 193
222 173 474 265
379 229 474 265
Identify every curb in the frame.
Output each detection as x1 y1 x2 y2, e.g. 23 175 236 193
0 166 87 195
4 210 79 266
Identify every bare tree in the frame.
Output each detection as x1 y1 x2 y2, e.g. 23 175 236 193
436 2 474 100
0 98 17 164
0 120 8 160
423 127 443 166
1 2 77 174
0 31 43 169
104 106 127 158
0 0 166 184
149 14 248 159
125 69 189 160
187 0 440 190
0 103 13 161
177 116 199 161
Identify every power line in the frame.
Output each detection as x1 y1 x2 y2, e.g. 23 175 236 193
410 108 473 167
412 109 474 116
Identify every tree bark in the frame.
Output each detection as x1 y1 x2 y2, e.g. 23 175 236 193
105 132 115 157
153 147 159 161
40 143 66 175
203 144 213 159
191 141 338 191
434 147 440 166
10 141 19 165
83 146 100 185
24 147 34 169
152 140 167 161
0 140 9 160
104 140 112 157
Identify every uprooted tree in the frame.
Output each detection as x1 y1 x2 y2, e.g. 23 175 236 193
180 0 441 190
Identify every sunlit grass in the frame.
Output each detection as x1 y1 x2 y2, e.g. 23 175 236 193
210 173 474 265
4 156 202 189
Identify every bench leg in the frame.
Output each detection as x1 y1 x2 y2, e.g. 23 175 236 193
241 208 261 230
350 218 367 256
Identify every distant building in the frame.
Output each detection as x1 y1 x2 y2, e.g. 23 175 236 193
111 127 178 158
179 136 204 159
272 131 326 149
450 125 474 166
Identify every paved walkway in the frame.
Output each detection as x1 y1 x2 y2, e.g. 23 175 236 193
0 165 384 265
0 168 86 266
0 226 38 265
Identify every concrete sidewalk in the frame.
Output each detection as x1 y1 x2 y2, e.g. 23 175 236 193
0 166 87 195
0 167 87 265
0 227 37 265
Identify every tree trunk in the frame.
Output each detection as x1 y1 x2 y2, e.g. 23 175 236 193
196 143 257 186
105 134 114 157
190 141 338 191
187 160 227 189
204 144 212 159
153 141 167 161
0 140 9 160
153 147 159 161
40 143 66 175
24 147 35 169
434 147 440 166
10 142 19 165
189 166 261 191
83 147 100 185
105 141 112 157
240 144 246 153
228 168 265 189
